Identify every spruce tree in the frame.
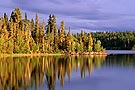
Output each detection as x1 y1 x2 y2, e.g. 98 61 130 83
8 19 14 53
25 12 28 20
59 21 66 50
10 7 22 23
65 27 73 52
4 13 8 26
35 13 40 44
88 33 93 52
30 19 35 38
46 14 58 52
39 20 45 52
94 40 102 52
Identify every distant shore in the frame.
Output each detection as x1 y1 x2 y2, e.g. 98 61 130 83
0 52 107 57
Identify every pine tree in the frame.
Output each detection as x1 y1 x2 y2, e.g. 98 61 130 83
39 20 45 52
46 14 52 33
25 12 28 20
94 40 102 52
0 18 3 36
30 19 35 38
4 13 8 26
65 27 73 52
53 15 58 52
1 18 9 53
8 19 14 53
35 13 40 44
10 7 22 23
2 19 8 40
88 33 93 52
79 38 84 52
59 21 66 50
46 14 58 52
24 22 30 53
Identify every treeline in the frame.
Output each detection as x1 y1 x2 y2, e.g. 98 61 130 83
0 7 104 54
92 32 135 50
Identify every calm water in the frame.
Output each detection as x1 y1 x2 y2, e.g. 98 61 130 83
106 50 135 54
0 54 135 90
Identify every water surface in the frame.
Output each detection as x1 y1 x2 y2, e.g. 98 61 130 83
0 54 135 90
106 50 135 54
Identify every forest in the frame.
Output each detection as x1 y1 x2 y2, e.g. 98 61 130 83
0 8 105 54
0 8 135 54
92 32 135 50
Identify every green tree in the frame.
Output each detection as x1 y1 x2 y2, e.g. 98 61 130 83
88 33 93 52
3 13 8 26
30 19 35 38
25 12 28 20
46 14 58 52
65 27 73 52
35 13 40 44
10 7 22 23
58 21 66 50
94 40 102 52
39 20 45 52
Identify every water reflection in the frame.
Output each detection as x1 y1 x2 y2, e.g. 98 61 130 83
0 56 105 90
105 54 135 67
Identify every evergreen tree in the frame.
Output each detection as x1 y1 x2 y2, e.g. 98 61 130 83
8 19 14 53
3 13 8 26
0 18 3 36
24 22 30 53
30 19 35 38
59 21 66 50
35 13 40 44
25 12 28 20
1 19 9 53
79 38 84 52
94 40 102 52
39 20 45 52
46 14 58 52
65 27 73 52
10 7 22 23
88 33 93 52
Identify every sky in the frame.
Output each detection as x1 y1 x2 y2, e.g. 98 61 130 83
0 0 135 33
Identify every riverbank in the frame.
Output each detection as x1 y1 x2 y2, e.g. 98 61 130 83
65 52 107 56
0 52 107 57
0 53 64 57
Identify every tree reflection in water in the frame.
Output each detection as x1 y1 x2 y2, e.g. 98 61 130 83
0 56 105 90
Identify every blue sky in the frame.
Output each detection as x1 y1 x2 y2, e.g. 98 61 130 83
0 0 135 32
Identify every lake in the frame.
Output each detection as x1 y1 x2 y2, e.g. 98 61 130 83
0 52 135 90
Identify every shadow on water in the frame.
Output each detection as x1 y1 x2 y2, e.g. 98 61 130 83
105 54 135 67
0 56 106 90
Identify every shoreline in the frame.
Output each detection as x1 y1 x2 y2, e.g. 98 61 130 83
0 52 107 57
0 53 64 57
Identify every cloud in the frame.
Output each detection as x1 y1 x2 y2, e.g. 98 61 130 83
0 0 135 32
